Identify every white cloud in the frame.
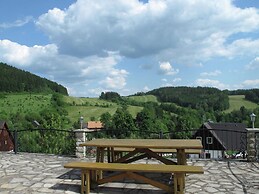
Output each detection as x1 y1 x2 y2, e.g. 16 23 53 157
0 39 126 96
200 70 222 77
1 0 259 97
36 0 259 64
195 79 229 90
143 86 150 92
0 16 33 29
99 69 128 89
241 79 259 88
0 39 57 66
159 61 179 75
246 57 259 70
172 78 182 83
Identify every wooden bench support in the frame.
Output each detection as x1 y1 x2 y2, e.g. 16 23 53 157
81 170 90 194
64 162 204 194
106 147 201 164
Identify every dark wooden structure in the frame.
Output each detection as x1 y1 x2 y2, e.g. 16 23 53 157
193 122 247 158
0 121 14 151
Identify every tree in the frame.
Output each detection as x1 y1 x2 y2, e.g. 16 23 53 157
112 108 135 138
100 112 113 130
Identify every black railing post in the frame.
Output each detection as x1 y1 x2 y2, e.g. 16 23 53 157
159 131 163 139
14 129 18 154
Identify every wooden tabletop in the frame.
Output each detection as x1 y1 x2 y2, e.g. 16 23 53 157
80 138 203 149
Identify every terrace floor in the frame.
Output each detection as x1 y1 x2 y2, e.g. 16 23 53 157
0 152 259 194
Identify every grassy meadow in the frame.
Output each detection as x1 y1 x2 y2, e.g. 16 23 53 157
0 93 52 115
225 95 259 113
127 95 158 103
63 96 143 123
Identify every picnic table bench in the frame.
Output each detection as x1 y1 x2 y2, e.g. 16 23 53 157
108 147 201 162
64 162 204 194
81 139 203 165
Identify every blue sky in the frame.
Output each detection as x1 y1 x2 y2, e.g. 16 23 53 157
0 0 259 97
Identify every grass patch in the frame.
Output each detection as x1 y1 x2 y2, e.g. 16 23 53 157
224 95 259 113
64 96 143 123
127 95 158 103
0 93 52 116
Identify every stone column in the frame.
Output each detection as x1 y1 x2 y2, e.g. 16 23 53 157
246 128 259 162
74 129 88 158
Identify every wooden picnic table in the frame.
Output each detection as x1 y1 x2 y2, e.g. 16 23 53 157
80 138 202 165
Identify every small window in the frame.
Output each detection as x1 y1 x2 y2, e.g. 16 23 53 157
206 137 213 144
4 140 8 145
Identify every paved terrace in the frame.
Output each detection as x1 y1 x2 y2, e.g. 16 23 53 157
0 152 258 194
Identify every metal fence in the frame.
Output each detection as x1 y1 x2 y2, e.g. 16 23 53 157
12 128 76 156
10 128 248 160
85 128 248 160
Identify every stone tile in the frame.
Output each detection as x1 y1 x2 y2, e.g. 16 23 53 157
1 152 259 194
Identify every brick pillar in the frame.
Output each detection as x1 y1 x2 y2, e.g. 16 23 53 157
74 129 88 158
246 128 259 162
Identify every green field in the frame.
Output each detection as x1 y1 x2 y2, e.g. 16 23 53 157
64 96 143 123
0 93 143 126
127 95 158 103
225 95 259 113
0 93 52 115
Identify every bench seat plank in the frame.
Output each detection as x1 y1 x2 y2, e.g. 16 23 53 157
64 162 203 174
64 162 204 194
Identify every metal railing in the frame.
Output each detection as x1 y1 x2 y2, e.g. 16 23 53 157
12 128 76 156
10 127 248 160
85 128 248 160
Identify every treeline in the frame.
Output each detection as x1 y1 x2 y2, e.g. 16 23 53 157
94 101 259 140
0 62 68 95
146 87 229 111
95 88 259 139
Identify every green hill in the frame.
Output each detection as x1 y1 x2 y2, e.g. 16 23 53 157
0 93 52 117
1 89 259 130
63 96 143 123
224 95 259 113
127 95 158 103
0 62 68 95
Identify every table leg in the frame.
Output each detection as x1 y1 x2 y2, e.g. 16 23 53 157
107 147 111 163
97 147 105 179
96 147 100 162
81 170 90 194
177 149 186 165
176 149 186 189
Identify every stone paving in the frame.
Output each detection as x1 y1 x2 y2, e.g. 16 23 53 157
0 152 259 194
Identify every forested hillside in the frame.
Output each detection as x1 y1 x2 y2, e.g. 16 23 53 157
147 87 229 111
0 62 68 95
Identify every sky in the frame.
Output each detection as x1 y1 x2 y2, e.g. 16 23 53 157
0 0 259 97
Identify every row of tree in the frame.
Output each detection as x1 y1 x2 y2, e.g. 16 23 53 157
147 86 229 111
0 62 68 95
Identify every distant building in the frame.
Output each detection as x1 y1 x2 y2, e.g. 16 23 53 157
0 121 14 151
81 121 104 131
87 121 104 130
193 122 247 159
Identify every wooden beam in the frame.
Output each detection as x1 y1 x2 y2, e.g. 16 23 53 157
126 172 173 193
81 170 90 194
97 172 127 184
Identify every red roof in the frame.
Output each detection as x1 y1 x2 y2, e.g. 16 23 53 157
87 121 103 129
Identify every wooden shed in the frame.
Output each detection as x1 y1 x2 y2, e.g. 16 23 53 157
0 121 14 151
